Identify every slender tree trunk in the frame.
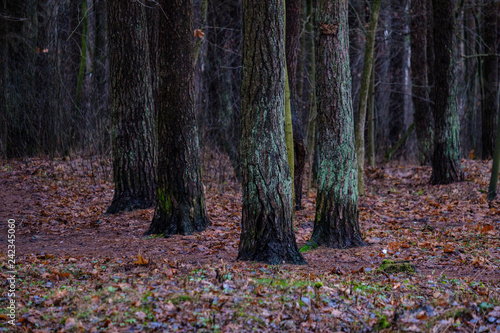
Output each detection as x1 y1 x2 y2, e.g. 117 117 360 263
463 6 479 155
411 0 433 165
204 0 241 177
0 0 7 156
106 0 156 214
305 0 318 193
286 0 306 210
285 67 295 204
388 0 406 149
146 0 210 236
430 0 461 184
307 0 365 249
238 0 306 265
366 67 376 167
481 1 499 159
488 106 500 200
354 0 382 196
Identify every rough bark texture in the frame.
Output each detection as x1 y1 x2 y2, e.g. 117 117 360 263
430 0 461 184
411 0 433 165
146 0 210 236
310 0 365 249
480 1 499 159
238 0 306 265
286 0 306 210
106 1 156 214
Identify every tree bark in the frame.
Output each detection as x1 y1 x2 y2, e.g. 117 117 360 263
480 1 499 159
308 0 365 249
106 0 156 214
238 0 306 265
430 0 461 184
354 0 382 196
146 0 210 236
411 0 433 165
286 0 306 210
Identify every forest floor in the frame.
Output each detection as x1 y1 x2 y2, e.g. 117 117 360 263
0 155 499 332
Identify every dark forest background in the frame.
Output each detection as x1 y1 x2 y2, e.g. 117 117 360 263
0 0 497 164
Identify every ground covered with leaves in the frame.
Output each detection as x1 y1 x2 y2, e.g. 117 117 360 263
0 156 499 332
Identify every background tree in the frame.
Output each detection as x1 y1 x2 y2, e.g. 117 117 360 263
237 0 305 265
285 0 306 210
204 0 241 177
106 0 156 214
411 0 433 165
306 0 365 249
430 0 461 184
146 0 210 236
354 0 382 195
480 0 499 159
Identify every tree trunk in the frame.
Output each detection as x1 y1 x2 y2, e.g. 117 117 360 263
354 0 382 196
463 6 479 155
366 67 376 167
411 0 433 165
305 0 318 193
0 0 7 156
286 0 306 210
106 0 156 214
204 0 241 176
430 0 461 184
388 0 407 149
487 104 500 200
146 0 210 236
238 0 306 265
308 0 365 249
480 1 499 159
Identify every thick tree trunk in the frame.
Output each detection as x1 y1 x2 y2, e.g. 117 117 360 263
411 0 433 165
430 0 461 184
238 0 306 265
146 0 210 236
308 0 365 249
481 1 499 159
106 1 156 214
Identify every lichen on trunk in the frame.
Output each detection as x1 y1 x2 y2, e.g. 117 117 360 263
238 0 306 265
145 0 210 236
308 0 365 249
430 0 461 185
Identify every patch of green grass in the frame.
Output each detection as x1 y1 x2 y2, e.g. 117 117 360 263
377 259 416 274
374 312 391 331
170 294 191 304
144 233 164 239
253 277 311 289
